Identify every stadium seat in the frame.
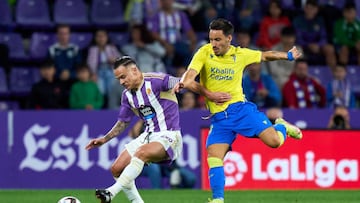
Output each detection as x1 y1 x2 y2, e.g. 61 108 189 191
53 0 90 28
0 1 14 29
0 33 28 61
108 32 130 48
9 67 40 96
308 66 332 86
0 67 9 96
16 0 53 29
318 0 345 9
29 32 56 61
70 32 93 49
90 0 126 28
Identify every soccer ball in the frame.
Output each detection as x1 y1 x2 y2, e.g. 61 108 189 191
57 196 81 203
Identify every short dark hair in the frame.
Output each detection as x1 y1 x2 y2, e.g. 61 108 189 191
113 56 137 69
295 58 308 66
281 26 296 36
306 0 318 7
39 60 55 69
335 63 347 70
344 2 356 10
130 24 155 44
56 24 70 32
209 18 234 36
236 28 251 36
76 63 90 73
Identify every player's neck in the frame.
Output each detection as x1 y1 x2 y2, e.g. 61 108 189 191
131 74 144 92
219 46 231 56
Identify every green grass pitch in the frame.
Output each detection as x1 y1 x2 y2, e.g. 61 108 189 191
0 189 359 203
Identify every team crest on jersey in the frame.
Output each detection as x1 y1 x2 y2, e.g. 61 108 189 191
146 88 152 95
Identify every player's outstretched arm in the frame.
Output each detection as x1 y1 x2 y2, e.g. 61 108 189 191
261 46 302 61
85 121 129 150
173 69 231 104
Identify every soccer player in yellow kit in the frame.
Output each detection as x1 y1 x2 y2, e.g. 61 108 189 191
173 18 303 203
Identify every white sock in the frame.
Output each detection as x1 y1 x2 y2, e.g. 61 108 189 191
113 170 144 202
107 157 145 198
123 181 144 203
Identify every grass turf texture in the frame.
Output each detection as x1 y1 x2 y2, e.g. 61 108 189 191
0 189 359 203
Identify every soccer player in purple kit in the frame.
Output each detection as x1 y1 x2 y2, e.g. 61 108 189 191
85 56 229 203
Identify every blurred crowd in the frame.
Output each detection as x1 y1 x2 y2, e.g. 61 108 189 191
0 0 360 111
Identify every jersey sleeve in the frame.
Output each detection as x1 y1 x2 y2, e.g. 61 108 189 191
242 48 262 66
188 46 207 73
117 91 135 122
162 74 181 90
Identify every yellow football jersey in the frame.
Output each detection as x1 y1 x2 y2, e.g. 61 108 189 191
188 43 262 113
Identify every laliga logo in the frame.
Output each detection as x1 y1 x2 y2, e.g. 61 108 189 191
252 151 358 187
224 151 248 187
222 151 358 188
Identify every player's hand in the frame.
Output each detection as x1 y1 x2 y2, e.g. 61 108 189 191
85 137 106 150
172 82 184 94
288 46 302 60
207 92 231 105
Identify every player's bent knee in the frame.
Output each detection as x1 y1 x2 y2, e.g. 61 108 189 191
268 135 281 148
134 148 149 162
262 133 282 148
260 128 282 148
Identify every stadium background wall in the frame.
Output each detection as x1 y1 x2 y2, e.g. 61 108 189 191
0 109 359 189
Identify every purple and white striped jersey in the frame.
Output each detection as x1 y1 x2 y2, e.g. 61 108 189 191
118 73 180 132
147 10 193 44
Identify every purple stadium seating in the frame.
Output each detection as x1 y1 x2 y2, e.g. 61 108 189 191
70 32 93 49
29 32 56 60
0 33 28 61
90 0 126 28
0 67 9 96
54 0 90 28
108 32 130 48
308 66 332 86
9 67 40 95
0 1 14 28
318 0 345 9
16 0 53 29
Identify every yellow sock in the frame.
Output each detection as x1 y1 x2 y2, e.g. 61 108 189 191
277 131 285 147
